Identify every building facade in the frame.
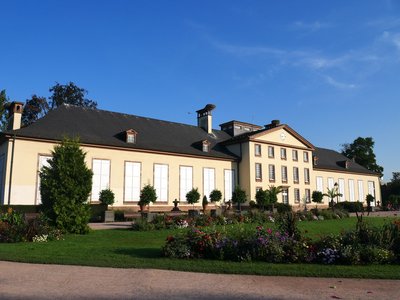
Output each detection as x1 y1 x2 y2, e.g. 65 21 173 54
0 102 381 210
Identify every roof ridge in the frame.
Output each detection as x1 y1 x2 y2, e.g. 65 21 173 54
63 104 227 134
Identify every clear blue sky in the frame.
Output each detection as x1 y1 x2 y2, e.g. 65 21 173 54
1 0 399 181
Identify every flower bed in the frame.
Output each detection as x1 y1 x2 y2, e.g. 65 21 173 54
0 208 63 243
162 217 400 265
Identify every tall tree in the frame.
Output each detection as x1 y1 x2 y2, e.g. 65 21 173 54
22 95 49 126
49 82 97 109
0 90 10 130
341 137 383 176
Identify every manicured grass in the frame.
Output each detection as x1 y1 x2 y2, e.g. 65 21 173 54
0 217 399 279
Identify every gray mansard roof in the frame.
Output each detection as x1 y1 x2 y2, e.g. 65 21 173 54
4 105 238 160
314 147 377 175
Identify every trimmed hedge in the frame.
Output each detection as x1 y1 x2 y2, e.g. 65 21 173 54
334 201 364 213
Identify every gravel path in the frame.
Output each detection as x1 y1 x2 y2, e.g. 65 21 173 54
0 261 399 299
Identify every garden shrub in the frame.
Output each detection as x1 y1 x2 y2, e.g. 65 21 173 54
40 138 92 234
99 189 115 207
0 209 63 243
334 201 364 213
0 208 26 242
278 203 292 213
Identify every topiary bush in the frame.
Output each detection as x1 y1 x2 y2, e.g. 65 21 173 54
209 189 222 203
40 138 92 234
99 189 115 207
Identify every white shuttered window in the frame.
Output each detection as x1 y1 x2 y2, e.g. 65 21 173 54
203 168 215 199
348 179 355 202
316 176 323 192
338 178 345 202
358 180 364 202
180 166 193 201
154 164 168 202
124 162 141 202
91 159 110 201
224 169 235 202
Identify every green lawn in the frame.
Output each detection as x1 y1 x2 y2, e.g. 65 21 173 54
0 216 399 279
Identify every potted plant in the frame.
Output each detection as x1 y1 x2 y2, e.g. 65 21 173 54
231 186 246 213
311 191 323 211
186 188 200 217
209 189 222 216
138 184 157 215
99 189 115 222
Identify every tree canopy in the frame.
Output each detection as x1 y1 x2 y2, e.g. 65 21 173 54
341 137 383 176
49 82 97 110
0 90 10 130
1 82 97 130
21 95 49 126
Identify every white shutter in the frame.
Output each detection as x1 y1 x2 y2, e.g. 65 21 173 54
91 159 110 201
368 181 375 198
224 169 235 202
358 180 364 201
203 168 215 199
348 179 355 202
154 164 168 202
180 166 192 201
328 177 334 190
316 176 323 192
338 179 345 202
124 162 141 201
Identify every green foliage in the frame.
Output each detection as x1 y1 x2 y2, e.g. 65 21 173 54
0 89 10 130
311 191 323 204
341 137 383 176
209 189 222 202
334 201 364 213
277 203 292 213
232 186 246 204
0 208 26 242
22 95 49 126
49 82 98 109
268 185 282 204
99 189 115 206
139 184 157 206
324 187 342 208
255 188 269 210
40 138 92 234
232 186 247 211
202 195 208 207
186 188 200 205
276 211 300 239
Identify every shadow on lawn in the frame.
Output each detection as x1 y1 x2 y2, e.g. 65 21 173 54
114 247 162 258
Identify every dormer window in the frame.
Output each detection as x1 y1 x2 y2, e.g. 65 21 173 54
202 140 211 152
126 129 137 144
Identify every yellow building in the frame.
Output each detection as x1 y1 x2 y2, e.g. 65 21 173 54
0 102 381 210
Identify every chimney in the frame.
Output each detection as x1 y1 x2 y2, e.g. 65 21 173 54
264 119 281 129
7 101 24 130
196 104 216 134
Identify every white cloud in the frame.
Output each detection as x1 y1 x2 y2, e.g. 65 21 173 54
291 21 332 32
324 76 357 89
